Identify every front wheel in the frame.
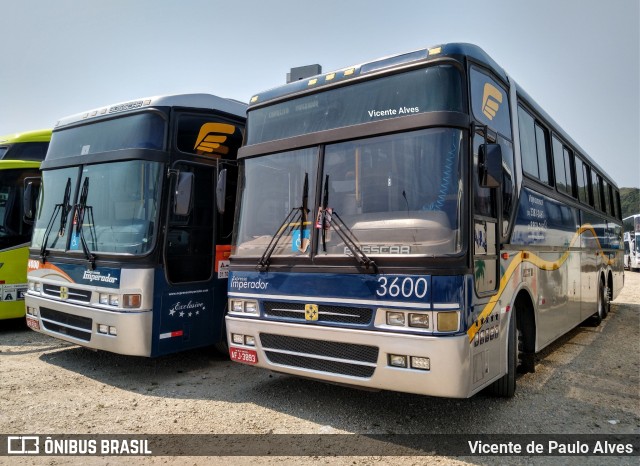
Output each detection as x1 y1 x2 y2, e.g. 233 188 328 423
489 309 518 398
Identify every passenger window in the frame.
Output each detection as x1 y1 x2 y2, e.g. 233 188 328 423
517 105 550 184
534 124 549 184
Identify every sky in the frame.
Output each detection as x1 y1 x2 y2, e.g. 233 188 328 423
1 0 638 188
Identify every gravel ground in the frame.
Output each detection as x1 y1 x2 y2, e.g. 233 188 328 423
1 272 638 465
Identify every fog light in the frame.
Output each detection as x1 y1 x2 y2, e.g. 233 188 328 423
245 335 255 346
386 311 405 326
232 333 244 345
437 312 459 332
410 356 430 370
388 354 407 368
99 293 109 305
244 301 258 314
409 313 429 328
123 294 141 309
231 300 243 312
109 326 117 336
34 283 42 293
108 295 119 306
28 282 35 291
97 324 108 334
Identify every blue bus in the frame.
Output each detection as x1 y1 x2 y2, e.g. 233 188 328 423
225 43 623 397
25 94 245 356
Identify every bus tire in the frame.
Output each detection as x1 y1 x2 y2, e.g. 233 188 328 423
592 278 608 325
489 309 517 398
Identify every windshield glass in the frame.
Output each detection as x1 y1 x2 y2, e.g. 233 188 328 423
47 112 165 160
233 148 318 257
247 65 463 145
32 160 163 255
320 128 463 256
0 167 40 249
233 128 464 258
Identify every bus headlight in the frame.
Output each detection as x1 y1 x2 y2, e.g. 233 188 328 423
388 354 407 368
229 299 258 314
99 293 109 305
108 295 119 307
386 311 405 326
436 311 460 332
231 300 244 312
409 313 429 328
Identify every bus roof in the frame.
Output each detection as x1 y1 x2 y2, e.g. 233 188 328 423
54 93 247 129
247 41 618 189
0 129 52 144
0 160 41 170
248 43 506 107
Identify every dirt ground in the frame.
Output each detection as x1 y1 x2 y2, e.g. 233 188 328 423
1 272 638 465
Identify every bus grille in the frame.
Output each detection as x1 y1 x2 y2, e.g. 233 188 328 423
263 301 373 325
39 307 92 341
259 333 378 378
42 284 92 303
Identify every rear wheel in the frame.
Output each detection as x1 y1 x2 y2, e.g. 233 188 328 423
592 278 608 325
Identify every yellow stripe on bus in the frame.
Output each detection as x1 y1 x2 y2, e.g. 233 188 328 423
467 223 617 343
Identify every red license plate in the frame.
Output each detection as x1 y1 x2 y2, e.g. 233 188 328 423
229 347 258 364
26 317 40 330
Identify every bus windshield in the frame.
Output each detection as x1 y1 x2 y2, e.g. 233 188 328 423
32 160 163 255
47 112 165 159
234 127 464 257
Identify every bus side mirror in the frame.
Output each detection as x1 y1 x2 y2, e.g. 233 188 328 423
479 143 502 188
173 172 194 216
23 177 41 224
216 169 227 215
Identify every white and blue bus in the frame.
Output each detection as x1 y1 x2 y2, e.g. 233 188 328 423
25 94 245 356
225 43 623 398
623 214 640 271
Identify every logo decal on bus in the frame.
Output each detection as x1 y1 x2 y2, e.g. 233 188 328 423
193 123 236 155
59 286 69 300
481 83 503 120
305 304 318 321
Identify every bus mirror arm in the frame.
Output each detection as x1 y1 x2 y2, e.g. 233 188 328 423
479 143 502 188
216 169 227 214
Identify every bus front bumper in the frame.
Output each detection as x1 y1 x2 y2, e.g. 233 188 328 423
25 294 153 357
225 316 473 398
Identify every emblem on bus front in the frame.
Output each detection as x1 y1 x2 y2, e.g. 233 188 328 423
59 286 69 300
305 304 318 321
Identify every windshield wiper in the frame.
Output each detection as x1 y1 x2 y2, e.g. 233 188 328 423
74 177 97 270
319 174 377 273
39 178 72 263
258 173 310 271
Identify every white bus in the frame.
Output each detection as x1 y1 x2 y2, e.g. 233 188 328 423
226 43 624 398
623 214 640 271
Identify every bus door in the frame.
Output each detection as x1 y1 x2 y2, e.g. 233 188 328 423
473 132 499 296
157 161 217 354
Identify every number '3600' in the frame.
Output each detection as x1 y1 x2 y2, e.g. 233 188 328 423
376 276 428 298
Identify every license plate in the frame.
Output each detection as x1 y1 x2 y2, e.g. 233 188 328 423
26 317 40 330
229 347 258 364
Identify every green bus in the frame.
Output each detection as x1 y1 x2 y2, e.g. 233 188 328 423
0 129 50 319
